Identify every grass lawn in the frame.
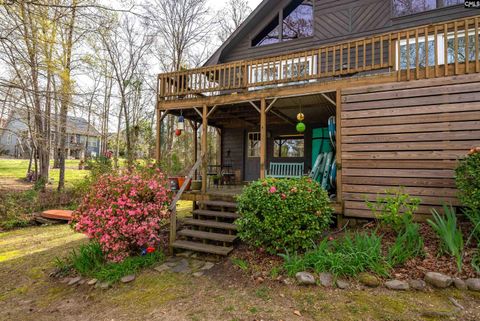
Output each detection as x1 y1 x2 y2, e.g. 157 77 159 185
0 158 88 188
0 225 479 321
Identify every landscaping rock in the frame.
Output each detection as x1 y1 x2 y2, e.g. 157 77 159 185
120 275 136 283
336 279 349 289
319 272 334 287
465 278 480 291
154 264 170 273
87 279 98 286
385 280 409 291
453 278 467 290
68 276 82 286
190 260 205 270
171 259 191 274
358 273 381 288
200 262 215 270
177 251 193 258
193 271 204 277
97 281 111 289
408 279 427 291
425 272 452 288
295 272 316 285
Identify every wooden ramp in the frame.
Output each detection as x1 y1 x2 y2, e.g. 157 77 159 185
172 200 239 256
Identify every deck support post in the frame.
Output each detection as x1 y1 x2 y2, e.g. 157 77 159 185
156 108 161 163
201 104 208 193
189 120 199 179
260 98 267 179
335 89 344 224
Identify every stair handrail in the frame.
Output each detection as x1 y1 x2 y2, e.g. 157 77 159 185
168 157 203 252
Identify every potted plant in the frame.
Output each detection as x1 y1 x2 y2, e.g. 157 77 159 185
191 179 201 191
212 174 222 187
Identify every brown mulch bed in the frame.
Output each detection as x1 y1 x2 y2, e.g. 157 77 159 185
231 221 479 280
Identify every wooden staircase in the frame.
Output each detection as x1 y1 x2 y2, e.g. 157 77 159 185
172 200 239 256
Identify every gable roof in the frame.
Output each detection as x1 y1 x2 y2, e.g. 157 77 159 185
6 110 101 137
204 0 272 66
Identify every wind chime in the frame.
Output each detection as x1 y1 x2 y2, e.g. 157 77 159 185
175 112 184 137
296 104 306 133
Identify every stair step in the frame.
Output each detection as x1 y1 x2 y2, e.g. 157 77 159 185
184 218 238 230
198 200 238 209
193 209 240 219
178 229 237 242
172 240 233 256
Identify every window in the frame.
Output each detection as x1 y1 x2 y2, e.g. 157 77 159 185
6 133 13 144
247 132 260 157
89 139 98 147
393 0 464 17
446 31 480 63
248 55 317 85
274 135 304 158
252 0 313 47
398 35 437 69
282 0 314 41
252 15 281 47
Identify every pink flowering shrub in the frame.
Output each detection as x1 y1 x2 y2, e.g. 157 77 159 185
72 167 171 262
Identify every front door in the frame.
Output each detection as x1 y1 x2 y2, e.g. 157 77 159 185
244 131 261 181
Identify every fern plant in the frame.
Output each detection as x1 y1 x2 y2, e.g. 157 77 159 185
427 204 464 272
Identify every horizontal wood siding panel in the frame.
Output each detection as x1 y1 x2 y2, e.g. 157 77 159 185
341 74 480 219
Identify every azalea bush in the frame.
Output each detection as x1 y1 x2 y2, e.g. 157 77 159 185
72 166 171 262
236 177 333 254
456 147 480 240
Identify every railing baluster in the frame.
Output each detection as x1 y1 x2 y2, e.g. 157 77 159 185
425 26 429 79
371 36 375 70
332 45 336 76
363 39 367 71
397 32 401 81
476 17 480 73
406 30 410 81
380 36 383 67
415 28 419 79
445 23 449 77
434 25 439 77
454 21 458 75
340 44 343 74
355 41 359 70
465 19 470 74
347 42 351 72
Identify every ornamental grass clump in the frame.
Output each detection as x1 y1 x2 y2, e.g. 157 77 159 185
236 177 333 254
72 166 171 262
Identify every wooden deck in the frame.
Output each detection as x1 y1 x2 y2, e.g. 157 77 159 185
180 185 343 214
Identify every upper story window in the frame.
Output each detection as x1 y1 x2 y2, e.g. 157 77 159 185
252 0 313 47
393 0 464 17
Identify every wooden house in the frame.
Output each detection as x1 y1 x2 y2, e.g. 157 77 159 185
157 0 480 254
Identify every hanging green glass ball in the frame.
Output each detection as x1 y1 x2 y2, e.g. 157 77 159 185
296 122 306 133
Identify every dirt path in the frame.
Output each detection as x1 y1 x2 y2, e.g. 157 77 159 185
0 225 479 321
0 177 33 192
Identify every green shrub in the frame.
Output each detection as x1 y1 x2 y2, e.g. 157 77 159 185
55 241 164 283
0 189 38 229
428 204 464 272
455 150 480 240
281 232 389 277
387 222 424 267
366 188 421 233
236 177 333 254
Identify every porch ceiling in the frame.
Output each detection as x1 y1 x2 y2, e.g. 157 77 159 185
168 92 336 128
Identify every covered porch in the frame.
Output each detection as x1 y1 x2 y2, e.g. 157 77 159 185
157 90 342 212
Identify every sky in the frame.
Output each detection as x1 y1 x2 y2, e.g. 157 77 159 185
207 0 263 11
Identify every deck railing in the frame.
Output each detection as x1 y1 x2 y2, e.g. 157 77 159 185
158 15 480 100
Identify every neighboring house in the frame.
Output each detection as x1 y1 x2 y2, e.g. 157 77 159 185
0 111 101 159
157 0 480 254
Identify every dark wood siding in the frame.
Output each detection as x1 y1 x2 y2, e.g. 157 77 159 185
340 73 480 220
222 128 245 180
218 1 475 63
